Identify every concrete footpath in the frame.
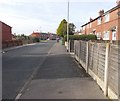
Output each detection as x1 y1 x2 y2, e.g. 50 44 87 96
19 43 107 99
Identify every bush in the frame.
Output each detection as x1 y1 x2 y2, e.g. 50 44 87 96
86 34 97 40
33 38 40 42
64 34 97 41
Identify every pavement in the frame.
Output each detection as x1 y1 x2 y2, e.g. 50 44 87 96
19 42 107 99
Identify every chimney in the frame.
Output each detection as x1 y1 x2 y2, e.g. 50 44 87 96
99 10 104 16
116 0 120 5
90 17 93 21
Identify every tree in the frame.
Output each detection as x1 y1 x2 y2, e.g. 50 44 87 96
69 23 76 35
57 19 67 37
57 19 76 37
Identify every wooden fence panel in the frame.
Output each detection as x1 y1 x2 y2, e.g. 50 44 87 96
97 43 106 81
88 43 94 70
92 43 99 75
88 43 106 81
74 40 119 99
79 41 86 64
74 40 79 61
108 44 119 95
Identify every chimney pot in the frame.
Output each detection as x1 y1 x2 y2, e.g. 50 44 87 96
99 10 104 16
90 17 93 21
116 0 120 5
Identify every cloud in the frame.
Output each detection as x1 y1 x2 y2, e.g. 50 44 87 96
0 2 63 34
0 0 116 35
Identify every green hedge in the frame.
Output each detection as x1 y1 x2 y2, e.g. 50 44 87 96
64 34 97 41
33 38 40 42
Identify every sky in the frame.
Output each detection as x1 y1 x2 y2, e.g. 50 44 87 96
0 0 116 35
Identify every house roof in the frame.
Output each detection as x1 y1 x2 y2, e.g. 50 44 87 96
30 32 40 38
81 4 120 27
0 21 12 28
41 32 48 34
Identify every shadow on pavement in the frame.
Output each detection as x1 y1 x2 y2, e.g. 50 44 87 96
33 54 89 80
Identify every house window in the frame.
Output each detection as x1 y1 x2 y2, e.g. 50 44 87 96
87 24 89 28
104 13 110 22
90 23 92 28
93 29 96 35
98 17 101 25
103 31 109 40
83 26 85 30
112 30 117 40
96 32 101 39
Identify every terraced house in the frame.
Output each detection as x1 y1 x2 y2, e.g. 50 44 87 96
81 2 120 41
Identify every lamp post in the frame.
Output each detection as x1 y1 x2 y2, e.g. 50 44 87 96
67 0 69 52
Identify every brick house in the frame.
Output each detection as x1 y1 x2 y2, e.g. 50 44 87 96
40 33 49 40
30 32 48 40
81 3 120 41
0 21 12 41
30 32 57 40
30 32 40 38
40 32 57 40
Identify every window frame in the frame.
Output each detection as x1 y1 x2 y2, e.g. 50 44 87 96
83 26 85 30
104 13 110 22
98 17 102 25
103 31 110 40
90 23 92 28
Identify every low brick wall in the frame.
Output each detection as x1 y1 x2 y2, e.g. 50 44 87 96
2 40 23 49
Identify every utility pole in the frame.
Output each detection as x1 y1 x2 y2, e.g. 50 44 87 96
67 0 69 52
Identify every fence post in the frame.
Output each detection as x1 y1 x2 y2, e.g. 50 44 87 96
86 41 89 73
74 40 75 55
104 43 110 96
69 40 70 52
78 41 81 62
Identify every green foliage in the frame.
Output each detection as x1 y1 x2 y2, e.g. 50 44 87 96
86 34 97 40
69 23 76 35
57 19 67 37
64 34 97 41
33 38 40 42
15 34 30 40
62 37 65 45
57 19 76 37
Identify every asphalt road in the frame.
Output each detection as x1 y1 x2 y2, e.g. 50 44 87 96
2 40 55 99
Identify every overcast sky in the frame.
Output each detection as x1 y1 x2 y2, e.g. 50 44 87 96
0 0 116 35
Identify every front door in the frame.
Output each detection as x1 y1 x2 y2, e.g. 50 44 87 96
112 31 116 40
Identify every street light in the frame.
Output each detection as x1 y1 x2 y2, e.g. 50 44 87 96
67 0 69 52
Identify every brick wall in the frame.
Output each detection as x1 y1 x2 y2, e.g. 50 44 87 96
0 21 12 41
81 5 119 40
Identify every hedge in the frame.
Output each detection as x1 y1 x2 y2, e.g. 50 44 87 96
2 40 23 49
64 34 97 41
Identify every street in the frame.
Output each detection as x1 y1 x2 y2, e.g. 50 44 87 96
2 40 55 99
2 40 106 99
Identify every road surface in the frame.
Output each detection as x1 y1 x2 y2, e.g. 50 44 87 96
20 42 106 99
2 40 55 99
2 40 106 100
